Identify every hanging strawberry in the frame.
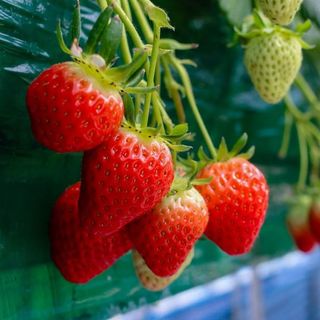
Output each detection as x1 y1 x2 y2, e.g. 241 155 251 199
259 0 303 26
128 187 209 277
50 182 132 283
286 195 316 253
26 6 148 152
195 135 269 255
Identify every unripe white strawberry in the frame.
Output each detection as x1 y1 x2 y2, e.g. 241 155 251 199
244 31 302 104
259 0 303 26
132 249 194 291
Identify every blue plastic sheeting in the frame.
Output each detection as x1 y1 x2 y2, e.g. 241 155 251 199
114 250 320 320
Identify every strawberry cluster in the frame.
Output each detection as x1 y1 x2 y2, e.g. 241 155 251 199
25 2 270 290
287 196 320 253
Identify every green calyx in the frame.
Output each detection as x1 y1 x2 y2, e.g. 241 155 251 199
198 133 255 165
120 117 192 154
56 4 159 94
169 133 255 194
169 157 211 195
234 10 313 49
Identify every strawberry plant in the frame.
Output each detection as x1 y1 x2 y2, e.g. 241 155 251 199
22 0 273 290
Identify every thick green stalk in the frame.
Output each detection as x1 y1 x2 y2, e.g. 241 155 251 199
120 0 132 20
169 55 217 159
141 25 161 127
162 57 186 123
120 28 132 63
295 74 320 111
279 110 293 159
296 124 309 191
106 0 144 48
119 0 133 63
129 0 153 42
284 94 309 122
152 93 164 132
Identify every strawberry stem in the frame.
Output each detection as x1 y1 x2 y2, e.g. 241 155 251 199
130 0 153 43
296 123 309 191
120 0 133 63
169 55 217 159
162 57 186 124
295 73 320 114
141 24 161 127
105 0 144 48
278 109 293 159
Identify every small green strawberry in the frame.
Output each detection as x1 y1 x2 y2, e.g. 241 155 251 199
244 31 302 104
132 249 194 292
259 0 303 26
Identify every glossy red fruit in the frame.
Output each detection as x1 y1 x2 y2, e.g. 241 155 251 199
287 196 316 253
309 199 320 242
26 62 124 152
79 127 174 236
128 188 209 277
196 158 269 255
50 182 132 284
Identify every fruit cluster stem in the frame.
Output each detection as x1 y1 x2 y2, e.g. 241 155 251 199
120 0 133 63
141 24 161 127
278 110 293 159
106 0 144 48
129 0 153 42
295 74 320 112
296 124 309 191
169 55 217 159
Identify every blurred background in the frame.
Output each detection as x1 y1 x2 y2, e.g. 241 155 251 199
1 0 320 319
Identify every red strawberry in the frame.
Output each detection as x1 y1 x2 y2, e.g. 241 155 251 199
128 188 209 277
79 126 174 236
309 199 320 242
26 62 124 152
287 196 316 253
50 182 132 283
196 158 269 255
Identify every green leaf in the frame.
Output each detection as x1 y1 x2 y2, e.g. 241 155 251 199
167 143 192 152
191 177 213 186
124 85 158 94
125 70 145 87
296 19 312 34
170 123 189 136
104 49 148 83
197 146 211 162
238 146 256 160
159 39 198 50
71 0 81 41
138 0 174 29
217 137 229 161
229 133 248 157
84 6 113 54
99 15 123 64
